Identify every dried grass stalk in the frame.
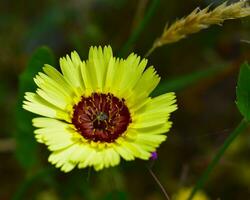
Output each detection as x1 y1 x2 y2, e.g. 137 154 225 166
146 0 250 56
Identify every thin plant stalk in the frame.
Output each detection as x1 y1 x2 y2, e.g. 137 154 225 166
147 166 170 200
119 0 160 57
188 119 249 200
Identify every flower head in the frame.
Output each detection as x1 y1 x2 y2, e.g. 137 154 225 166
23 46 177 172
172 187 209 200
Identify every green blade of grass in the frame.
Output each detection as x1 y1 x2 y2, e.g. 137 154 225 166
188 62 250 199
152 65 225 96
119 0 160 57
188 119 248 200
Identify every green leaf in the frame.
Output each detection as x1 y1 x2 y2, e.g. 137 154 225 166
152 65 226 96
15 46 55 169
236 62 250 121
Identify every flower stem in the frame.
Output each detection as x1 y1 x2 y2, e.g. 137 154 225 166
147 166 170 200
119 0 160 57
87 167 92 182
144 46 156 58
188 119 249 200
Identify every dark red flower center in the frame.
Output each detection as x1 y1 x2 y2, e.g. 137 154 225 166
72 93 132 143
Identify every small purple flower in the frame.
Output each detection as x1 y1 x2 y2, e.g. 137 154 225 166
150 152 158 160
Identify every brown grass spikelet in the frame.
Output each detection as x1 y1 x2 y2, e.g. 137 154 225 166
146 0 250 57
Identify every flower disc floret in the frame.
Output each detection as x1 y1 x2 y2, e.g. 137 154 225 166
72 93 131 143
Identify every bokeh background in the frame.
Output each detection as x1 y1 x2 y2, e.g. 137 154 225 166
1 0 250 199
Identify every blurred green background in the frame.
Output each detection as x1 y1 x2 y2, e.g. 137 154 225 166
1 0 250 199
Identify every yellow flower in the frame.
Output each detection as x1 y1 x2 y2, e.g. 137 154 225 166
23 46 177 172
172 187 209 200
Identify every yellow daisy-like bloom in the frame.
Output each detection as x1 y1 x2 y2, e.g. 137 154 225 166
23 46 177 172
172 187 210 200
